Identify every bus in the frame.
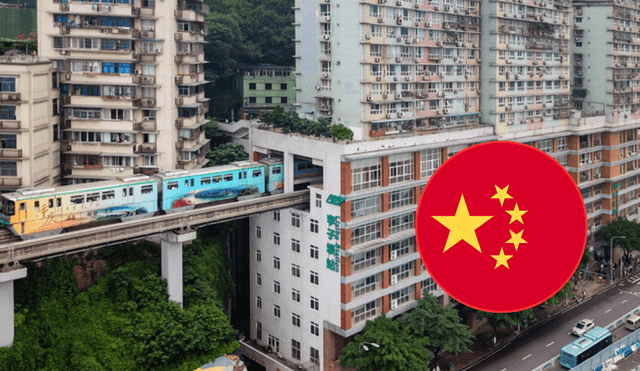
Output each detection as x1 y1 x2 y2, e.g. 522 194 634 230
560 326 612 369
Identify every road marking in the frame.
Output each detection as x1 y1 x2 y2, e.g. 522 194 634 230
568 332 572 335
623 299 628 304
500 368 507 371
522 354 531 360
546 342 555 347
631 275 640 283
606 308 612 313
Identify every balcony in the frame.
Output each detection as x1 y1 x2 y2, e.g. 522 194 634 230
133 120 156 131
0 92 21 102
0 121 21 131
135 98 156 108
134 144 156 153
0 149 21 158
0 177 21 188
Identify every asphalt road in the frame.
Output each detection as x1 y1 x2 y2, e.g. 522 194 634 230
472 278 640 371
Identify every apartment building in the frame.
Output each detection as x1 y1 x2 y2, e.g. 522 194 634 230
37 0 210 183
0 55 61 190
238 64 296 117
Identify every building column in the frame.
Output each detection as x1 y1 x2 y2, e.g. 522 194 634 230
0 265 27 347
160 230 196 307
284 151 295 193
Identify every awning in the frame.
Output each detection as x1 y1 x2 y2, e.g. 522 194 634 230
183 139 210 152
179 80 210 86
178 103 201 108
62 150 103 156
140 39 164 42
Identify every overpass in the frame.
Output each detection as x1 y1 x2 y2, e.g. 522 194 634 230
0 189 310 347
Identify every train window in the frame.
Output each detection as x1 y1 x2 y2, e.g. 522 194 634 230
19 202 25 211
201 177 211 185
6 201 14 214
239 172 243 179
141 185 153 194
56 198 61 207
168 181 179 190
101 191 115 200
48 199 53 208
212 175 222 183
87 193 99 202
272 167 282 175
123 189 127 197
71 195 85 204
34 201 39 211
224 174 233 182
190 179 194 187
253 170 262 177
185 180 189 187
129 187 134 196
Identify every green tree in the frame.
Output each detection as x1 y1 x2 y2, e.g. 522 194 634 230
579 243 591 270
205 143 249 167
547 281 573 306
340 314 431 371
330 123 355 141
203 121 231 147
404 294 473 369
479 309 533 345
598 217 640 262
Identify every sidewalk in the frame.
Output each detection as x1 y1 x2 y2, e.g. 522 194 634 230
440 273 620 371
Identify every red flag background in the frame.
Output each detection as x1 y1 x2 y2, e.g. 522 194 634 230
416 141 587 313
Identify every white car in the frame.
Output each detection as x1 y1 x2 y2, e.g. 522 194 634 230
572 319 595 336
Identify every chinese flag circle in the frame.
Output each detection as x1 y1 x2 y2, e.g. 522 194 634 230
416 141 587 313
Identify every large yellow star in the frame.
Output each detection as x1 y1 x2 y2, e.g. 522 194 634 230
506 204 527 224
506 230 527 251
433 195 493 253
491 248 513 269
491 185 513 206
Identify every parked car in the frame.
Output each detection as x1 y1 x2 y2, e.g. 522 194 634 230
572 319 595 336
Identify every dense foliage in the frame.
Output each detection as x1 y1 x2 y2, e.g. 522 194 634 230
204 0 294 119
264 106 355 141
479 309 533 342
0 232 238 371
599 217 640 261
205 143 249 167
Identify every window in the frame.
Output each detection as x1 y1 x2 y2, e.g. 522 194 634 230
421 148 441 177
316 193 322 208
274 210 280 221
256 273 262 285
257 296 262 309
274 305 281 318
352 273 381 297
257 322 262 340
274 257 280 269
291 264 301 277
352 248 380 271
388 153 414 184
352 299 381 324
389 188 414 209
268 335 280 352
0 106 16 120
0 77 16 92
281 97 288 104
292 339 301 360
291 213 301 227
390 237 414 259
265 97 272 104
256 250 262 262
389 213 415 234
256 226 261 239
390 284 415 307
351 196 381 218
249 83 256 90
311 347 320 364
310 245 319 259
310 296 319 310
310 322 319 336
273 281 281 294
273 233 280 245
538 139 552 153
557 136 568 151
292 288 301 303
351 221 381 246
265 83 272 90
352 158 381 191
390 261 414 282
422 277 440 295
310 271 319 285
292 313 301 327
310 219 319 233
0 134 16 149
281 83 287 90
249 97 256 104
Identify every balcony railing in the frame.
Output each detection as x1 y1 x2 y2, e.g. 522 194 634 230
0 149 22 158
0 92 20 102
0 121 21 130
0 177 21 187
134 144 157 153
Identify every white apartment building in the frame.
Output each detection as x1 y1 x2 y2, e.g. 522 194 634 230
37 0 210 183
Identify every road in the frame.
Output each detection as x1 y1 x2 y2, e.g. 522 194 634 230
472 275 640 371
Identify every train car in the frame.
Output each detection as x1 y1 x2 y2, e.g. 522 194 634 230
260 157 284 194
156 161 269 213
0 175 158 239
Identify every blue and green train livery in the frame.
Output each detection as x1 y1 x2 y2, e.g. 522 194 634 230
0 159 285 239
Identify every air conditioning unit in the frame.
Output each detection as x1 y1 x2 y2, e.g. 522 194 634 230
397 18 403 25
390 250 398 260
102 28 111 34
383 93 389 98
65 74 71 80
453 89 458 94
595 174 601 179
508 120 514 126
367 96 373 101
323 73 329 78
425 23 431 28
143 117 150 121
398 112 404 117
394 76 399 81
391 299 398 310
506 105 513 111
395 93 402 99
437 41 443 46
415 3 420 8
323 35 330 40
588 159 593 164
375 57 381 62
405 76 411 81
277 352 283 359
315 85 321 90
376 76 383 81
325 16 331 21
396 56 402 62
59 50 67 55
365 33 371 39
444 108 450 114
391 275 398 285
434 6 439 11
386 113 393 119
378 17 384 23
297 364 304 370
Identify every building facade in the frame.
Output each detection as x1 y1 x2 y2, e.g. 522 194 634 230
37 0 210 183
0 55 61 190
239 65 296 118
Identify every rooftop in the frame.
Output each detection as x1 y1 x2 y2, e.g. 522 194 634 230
0 54 49 65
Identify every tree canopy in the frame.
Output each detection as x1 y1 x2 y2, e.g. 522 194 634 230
598 217 640 254
479 309 533 335
263 108 355 140
205 142 249 167
404 294 472 368
340 314 431 371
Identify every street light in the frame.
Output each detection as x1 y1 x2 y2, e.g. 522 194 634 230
610 236 626 281
359 342 380 352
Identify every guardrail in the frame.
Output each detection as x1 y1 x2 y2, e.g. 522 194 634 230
0 190 309 266
531 305 640 371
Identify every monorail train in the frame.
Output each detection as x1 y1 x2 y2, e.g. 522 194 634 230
0 157 312 240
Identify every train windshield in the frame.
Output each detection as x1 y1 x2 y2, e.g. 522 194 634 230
2 199 14 215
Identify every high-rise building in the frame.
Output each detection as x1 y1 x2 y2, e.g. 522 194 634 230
0 55 61 190
37 0 210 184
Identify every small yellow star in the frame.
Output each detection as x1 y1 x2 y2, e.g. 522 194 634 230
491 248 513 269
506 230 527 251
491 185 513 207
506 204 527 224
432 195 493 253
